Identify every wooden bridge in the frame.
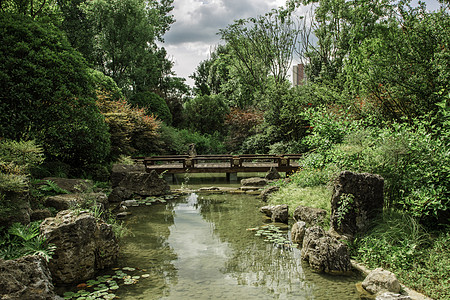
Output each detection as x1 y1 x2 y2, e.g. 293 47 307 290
139 154 302 181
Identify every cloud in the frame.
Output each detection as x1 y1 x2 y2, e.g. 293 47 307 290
163 0 443 86
163 0 287 84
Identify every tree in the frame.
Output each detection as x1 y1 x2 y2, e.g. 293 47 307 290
219 8 302 93
81 0 174 94
0 13 111 167
0 0 59 18
184 95 230 135
345 2 450 121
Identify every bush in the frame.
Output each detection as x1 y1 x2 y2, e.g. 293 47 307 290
296 110 449 227
351 211 450 299
0 13 111 168
0 140 44 192
157 124 226 155
184 94 229 135
130 91 172 124
224 107 263 152
96 93 160 159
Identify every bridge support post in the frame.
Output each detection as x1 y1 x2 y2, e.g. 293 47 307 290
226 172 238 182
163 173 175 184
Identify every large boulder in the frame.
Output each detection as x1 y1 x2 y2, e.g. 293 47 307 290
291 221 307 245
362 268 402 295
43 178 93 193
0 190 31 228
45 192 108 211
260 204 289 223
108 169 169 204
241 177 268 187
40 210 119 284
330 171 384 237
265 167 281 180
258 186 280 202
110 164 146 187
293 205 327 226
301 226 352 275
0 255 62 300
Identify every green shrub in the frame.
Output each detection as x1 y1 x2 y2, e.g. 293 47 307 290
0 222 55 262
130 91 172 124
0 13 111 168
351 211 449 299
0 139 44 192
157 124 226 155
184 94 229 135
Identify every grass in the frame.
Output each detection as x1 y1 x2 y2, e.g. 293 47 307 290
350 211 449 299
267 185 332 216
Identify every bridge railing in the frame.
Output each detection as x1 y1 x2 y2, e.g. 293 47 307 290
141 154 303 169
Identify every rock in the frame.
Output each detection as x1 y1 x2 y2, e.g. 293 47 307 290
260 204 289 223
30 209 53 221
116 170 169 197
0 190 31 228
108 187 133 203
293 205 327 226
110 164 146 187
376 292 411 300
40 210 119 284
330 171 384 237
45 193 108 211
301 226 352 275
259 186 280 202
362 268 401 295
43 178 93 193
198 187 220 191
291 221 307 245
0 255 62 300
121 199 139 207
356 282 376 300
45 194 79 210
116 212 132 219
265 167 281 180
241 177 268 187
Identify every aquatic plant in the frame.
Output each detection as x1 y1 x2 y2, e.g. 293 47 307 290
248 224 293 250
62 267 151 300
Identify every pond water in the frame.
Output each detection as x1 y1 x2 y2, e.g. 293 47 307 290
110 187 363 300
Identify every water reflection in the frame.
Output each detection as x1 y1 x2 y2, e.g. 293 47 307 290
115 193 361 299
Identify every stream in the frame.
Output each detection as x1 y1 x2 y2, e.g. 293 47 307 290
108 175 363 300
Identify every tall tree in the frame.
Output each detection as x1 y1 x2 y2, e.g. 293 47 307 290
81 0 174 94
219 8 302 93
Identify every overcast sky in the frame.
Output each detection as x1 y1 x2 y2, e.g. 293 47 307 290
162 0 443 86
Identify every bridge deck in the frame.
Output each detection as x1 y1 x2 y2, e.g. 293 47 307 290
141 154 302 175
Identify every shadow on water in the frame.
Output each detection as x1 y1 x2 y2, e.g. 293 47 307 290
110 188 363 300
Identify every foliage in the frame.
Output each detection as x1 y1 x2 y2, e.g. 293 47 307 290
157 124 226 155
96 93 160 159
345 4 450 121
0 222 56 262
351 211 450 299
298 107 449 227
219 7 302 91
184 94 230 135
0 13 111 168
224 107 264 152
89 69 124 100
0 0 60 19
130 91 172 124
0 139 44 193
81 0 175 95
